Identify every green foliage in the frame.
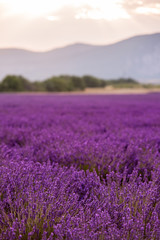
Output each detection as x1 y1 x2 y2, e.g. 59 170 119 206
0 75 32 92
105 78 140 89
70 76 85 90
82 75 105 88
43 75 86 92
44 77 73 92
1 74 155 92
31 81 46 92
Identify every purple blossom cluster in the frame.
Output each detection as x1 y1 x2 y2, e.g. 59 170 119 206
0 93 160 239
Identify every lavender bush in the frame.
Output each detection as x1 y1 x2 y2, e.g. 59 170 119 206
0 93 160 239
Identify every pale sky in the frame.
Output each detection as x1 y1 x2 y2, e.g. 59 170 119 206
0 0 160 51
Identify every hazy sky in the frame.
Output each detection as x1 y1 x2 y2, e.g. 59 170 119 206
0 0 160 51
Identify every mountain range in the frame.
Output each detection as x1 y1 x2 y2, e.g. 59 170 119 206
0 33 160 83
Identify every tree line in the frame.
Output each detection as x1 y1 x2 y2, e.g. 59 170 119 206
0 75 138 92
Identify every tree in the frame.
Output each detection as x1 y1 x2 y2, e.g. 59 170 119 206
82 75 102 88
71 76 85 90
0 75 31 92
44 77 73 92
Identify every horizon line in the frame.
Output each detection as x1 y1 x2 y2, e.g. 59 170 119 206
0 31 160 53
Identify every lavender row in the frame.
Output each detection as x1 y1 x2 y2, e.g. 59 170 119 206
1 159 160 239
0 94 160 239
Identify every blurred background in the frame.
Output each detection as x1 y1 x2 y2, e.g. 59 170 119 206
0 0 160 92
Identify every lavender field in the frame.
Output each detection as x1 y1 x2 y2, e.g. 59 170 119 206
1 93 160 240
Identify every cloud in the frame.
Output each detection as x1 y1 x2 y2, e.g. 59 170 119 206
75 4 130 21
0 0 130 22
1 0 159 21
0 1 160 51
122 0 160 15
0 7 160 51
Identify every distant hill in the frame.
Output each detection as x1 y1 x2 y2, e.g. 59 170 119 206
0 33 160 83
